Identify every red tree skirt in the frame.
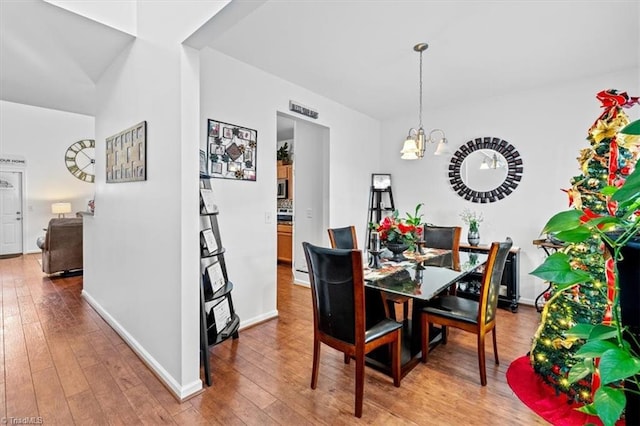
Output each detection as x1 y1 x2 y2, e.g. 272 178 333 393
506 355 625 426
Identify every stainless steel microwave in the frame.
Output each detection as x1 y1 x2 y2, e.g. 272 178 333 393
277 179 288 199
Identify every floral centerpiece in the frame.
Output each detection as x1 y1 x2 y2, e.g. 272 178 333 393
460 208 483 246
372 203 424 261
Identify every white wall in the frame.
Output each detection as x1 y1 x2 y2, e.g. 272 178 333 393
0 101 95 253
381 68 640 306
200 48 382 327
83 1 229 400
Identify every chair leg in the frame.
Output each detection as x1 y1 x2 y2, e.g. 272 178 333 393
442 325 448 344
477 333 487 386
355 353 365 418
391 331 401 387
421 313 430 363
344 353 351 364
311 338 321 389
492 326 499 365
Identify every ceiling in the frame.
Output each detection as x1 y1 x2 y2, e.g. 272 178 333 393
1 1 638 120
0 0 134 116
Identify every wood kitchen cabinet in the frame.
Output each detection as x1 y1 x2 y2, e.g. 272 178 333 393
277 223 293 263
277 164 292 179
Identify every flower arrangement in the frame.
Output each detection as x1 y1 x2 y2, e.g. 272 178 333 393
373 203 424 250
460 208 483 232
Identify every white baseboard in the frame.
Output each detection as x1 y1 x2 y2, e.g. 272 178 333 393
240 310 278 330
81 289 202 401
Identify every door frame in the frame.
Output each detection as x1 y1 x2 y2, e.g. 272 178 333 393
0 167 27 255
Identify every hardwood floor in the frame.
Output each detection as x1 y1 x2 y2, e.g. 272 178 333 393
1 255 547 424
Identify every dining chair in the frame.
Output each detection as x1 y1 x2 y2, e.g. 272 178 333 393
327 225 358 249
302 242 402 418
422 225 462 270
420 238 513 386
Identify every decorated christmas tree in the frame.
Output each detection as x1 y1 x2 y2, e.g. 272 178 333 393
530 89 639 403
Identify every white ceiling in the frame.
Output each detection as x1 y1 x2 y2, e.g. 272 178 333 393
1 1 638 120
189 0 639 121
0 0 134 116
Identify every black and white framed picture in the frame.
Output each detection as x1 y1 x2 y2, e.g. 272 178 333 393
207 119 257 181
205 261 226 293
372 173 392 189
199 150 207 175
201 228 218 253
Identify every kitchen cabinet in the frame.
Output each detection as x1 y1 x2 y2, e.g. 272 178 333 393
277 223 293 263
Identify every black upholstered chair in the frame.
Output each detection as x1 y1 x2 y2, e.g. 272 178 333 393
421 238 513 386
303 242 402 418
327 226 358 249
422 225 461 270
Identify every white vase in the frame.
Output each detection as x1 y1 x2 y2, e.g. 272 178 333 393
468 230 480 246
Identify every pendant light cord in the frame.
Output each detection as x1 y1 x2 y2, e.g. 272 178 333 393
418 49 423 129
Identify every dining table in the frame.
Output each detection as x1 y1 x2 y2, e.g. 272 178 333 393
362 248 488 378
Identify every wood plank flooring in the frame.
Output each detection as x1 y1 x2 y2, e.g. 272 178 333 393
1 254 547 424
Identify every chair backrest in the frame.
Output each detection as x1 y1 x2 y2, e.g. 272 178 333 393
478 238 513 325
423 225 461 251
302 242 365 346
423 225 461 269
327 226 358 249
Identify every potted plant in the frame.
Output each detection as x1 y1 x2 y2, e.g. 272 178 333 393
531 119 640 426
277 142 291 165
371 203 424 261
460 208 483 246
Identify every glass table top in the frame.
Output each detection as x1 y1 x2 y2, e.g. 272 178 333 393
364 251 488 301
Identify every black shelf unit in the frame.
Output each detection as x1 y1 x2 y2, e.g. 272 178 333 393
365 174 395 249
199 177 240 386
456 243 520 313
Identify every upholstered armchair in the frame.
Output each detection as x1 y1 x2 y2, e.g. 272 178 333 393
37 218 83 275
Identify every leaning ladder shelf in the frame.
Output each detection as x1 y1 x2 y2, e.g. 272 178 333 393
365 174 395 249
199 176 240 386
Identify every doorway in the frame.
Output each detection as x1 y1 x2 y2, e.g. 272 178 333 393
0 170 24 255
275 113 330 286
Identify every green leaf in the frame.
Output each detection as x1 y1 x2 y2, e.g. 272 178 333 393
541 210 584 234
619 118 640 135
530 252 593 285
599 347 640 384
589 324 618 341
613 166 640 203
574 340 618 358
576 402 598 416
592 386 625 426
554 226 592 243
566 323 595 339
568 359 593 383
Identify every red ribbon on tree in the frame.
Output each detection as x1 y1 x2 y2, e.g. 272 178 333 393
593 89 640 126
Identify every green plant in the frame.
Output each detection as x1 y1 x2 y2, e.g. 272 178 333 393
460 208 483 232
371 203 424 250
531 127 640 426
277 142 290 163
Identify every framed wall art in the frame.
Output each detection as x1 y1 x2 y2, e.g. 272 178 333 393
106 121 147 183
207 119 257 181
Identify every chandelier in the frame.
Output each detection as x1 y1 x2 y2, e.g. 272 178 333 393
400 43 450 160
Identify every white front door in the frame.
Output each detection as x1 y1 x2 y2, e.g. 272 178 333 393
0 171 23 255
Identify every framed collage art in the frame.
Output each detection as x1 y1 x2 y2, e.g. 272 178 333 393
207 119 257 181
105 121 147 183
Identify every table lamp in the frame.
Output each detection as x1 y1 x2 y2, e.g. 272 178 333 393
51 202 71 218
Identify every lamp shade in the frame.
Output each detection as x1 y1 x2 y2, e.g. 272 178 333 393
433 138 451 156
51 202 72 215
400 138 419 160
